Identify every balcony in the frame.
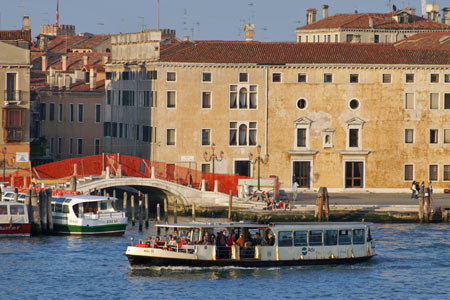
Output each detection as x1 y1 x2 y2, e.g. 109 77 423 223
4 127 24 142
3 90 25 105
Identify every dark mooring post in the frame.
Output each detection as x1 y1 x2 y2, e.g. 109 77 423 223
164 197 168 224
113 189 117 209
144 193 149 228
174 198 178 224
70 176 77 191
156 203 161 222
324 187 330 221
131 195 135 226
39 189 47 234
424 192 430 223
418 188 424 223
138 198 143 231
228 190 233 221
123 192 128 218
31 189 41 235
315 187 324 222
192 203 196 222
46 189 53 233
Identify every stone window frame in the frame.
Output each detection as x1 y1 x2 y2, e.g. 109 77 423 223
229 84 257 110
228 121 257 147
382 73 392 84
349 73 359 83
348 98 360 111
323 73 333 83
323 128 335 148
201 128 211 146
166 71 177 82
297 73 307 83
444 128 450 144
404 164 414 181
405 128 414 144
430 93 440 110
429 129 439 144
239 72 248 83
430 73 439 83
346 117 365 150
166 128 176 146
429 164 438 182
166 90 177 109
405 93 415 110
294 117 312 150
296 98 308 110
201 91 212 109
405 73 415 83
443 165 450 181
202 72 212 83
272 72 282 83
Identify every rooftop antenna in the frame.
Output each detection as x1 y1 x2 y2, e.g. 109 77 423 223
238 19 246 40
248 2 255 24
139 16 145 31
157 0 160 30
261 26 268 41
192 21 200 40
56 0 59 27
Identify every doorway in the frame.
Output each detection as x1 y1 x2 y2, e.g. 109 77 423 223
293 161 311 188
345 161 363 188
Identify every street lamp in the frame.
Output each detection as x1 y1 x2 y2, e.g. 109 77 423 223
249 144 269 191
203 143 224 175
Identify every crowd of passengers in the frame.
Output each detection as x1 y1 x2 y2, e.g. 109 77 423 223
145 229 276 258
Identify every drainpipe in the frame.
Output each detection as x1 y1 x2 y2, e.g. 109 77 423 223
265 66 269 156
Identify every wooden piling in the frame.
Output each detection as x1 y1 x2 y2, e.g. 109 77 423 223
39 190 48 234
324 187 330 222
228 190 233 221
316 188 324 222
441 208 449 223
131 195 135 226
144 194 149 228
164 197 168 223
14 187 19 202
138 199 143 231
123 192 128 217
192 203 196 222
31 189 41 235
156 203 161 222
113 189 117 209
424 193 430 223
418 189 424 223
46 189 53 233
25 189 31 224
174 198 178 224
70 176 77 191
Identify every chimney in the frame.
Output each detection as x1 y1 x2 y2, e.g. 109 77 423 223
61 55 67 71
57 74 64 90
244 24 255 41
183 36 189 41
102 56 108 64
39 36 48 51
49 68 55 88
83 55 88 66
443 8 450 25
405 7 416 16
369 17 373 28
89 68 96 90
41 55 47 72
322 5 329 19
65 74 71 89
307 8 317 24
23 16 30 31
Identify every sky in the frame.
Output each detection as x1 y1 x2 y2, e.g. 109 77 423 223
0 0 448 41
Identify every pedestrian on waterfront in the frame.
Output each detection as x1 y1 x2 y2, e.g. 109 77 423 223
428 181 433 211
421 181 425 196
293 181 299 201
411 181 419 199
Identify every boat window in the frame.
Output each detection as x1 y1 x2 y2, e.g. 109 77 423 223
100 201 107 210
353 229 365 244
10 205 24 215
62 205 70 214
309 230 323 246
0 205 7 215
55 204 63 213
294 231 308 246
338 229 352 245
324 230 338 246
73 204 79 217
278 231 293 247
51 204 55 212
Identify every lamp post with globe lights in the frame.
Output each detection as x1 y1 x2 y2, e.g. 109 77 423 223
249 144 269 191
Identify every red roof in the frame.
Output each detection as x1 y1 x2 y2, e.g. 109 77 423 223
160 40 450 65
71 35 110 50
31 51 109 72
297 12 450 30
0 30 31 42
395 32 450 51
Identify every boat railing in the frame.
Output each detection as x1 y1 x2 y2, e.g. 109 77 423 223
82 211 126 220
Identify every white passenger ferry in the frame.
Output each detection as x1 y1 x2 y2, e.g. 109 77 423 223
0 201 31 237
125 222 375 267
52 195 127 236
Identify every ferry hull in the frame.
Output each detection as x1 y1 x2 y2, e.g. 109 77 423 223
0 223 31 237
126 254 374 268
53 223 127 236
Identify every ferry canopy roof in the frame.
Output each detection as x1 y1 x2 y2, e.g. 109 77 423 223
52 195 118 206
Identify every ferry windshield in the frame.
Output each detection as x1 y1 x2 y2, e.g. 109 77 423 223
0 205 7 215
10 205 24 215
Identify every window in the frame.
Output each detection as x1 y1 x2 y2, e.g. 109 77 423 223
167 91 176 108
429 165 438 181
444 129 450 144
49 103 55 121
6 73 16 100
202 91 211 108
374 34 379 43
324 230 338 246
346 34 353 42
335 34 338 42
166 129 175 146
349 128 359 147
309 231 323 246
297 99 307 110
202 72 211 82
249 85 257 109
77 138 83 155
57 137 62 154
167 72 176 81
77 104 84 123
382 74 392 83
50 137 54 154
146 70 157 80
125 124 128 139
352 229 365 244
405 93 414 109
40 103 46 121
350 74 359 83
105 72 113 80
142 126 151 142
324 73 332 83
58 103 63 122
430 93 439 109
112 123 117 137
297 128 306 147
298 73 307 83
272 73 281 82
349 99 359 110
136 125 139 141
106 90 112 105
201 163 211 173
445 74 450 83
69 138 73 155
70 103 74 122
201 129 211 146
294 231 308 246
143 91 150 107
122 91 135 106
103 122 111 137
385 35 391 43
430 129 438 144
278 231 293 247
5 109 25 141
406 73 414 83
430 74 439 83
229 122 256 146
119 123 123 138
338 229 351 245
230 85 237 108
405 129 414 144
444 165 450 181
445 94 450 109
239 72 248 82
405 164 413 181
95 104 101 123
121 71 131 80
95 139 100 155
239 88 247 108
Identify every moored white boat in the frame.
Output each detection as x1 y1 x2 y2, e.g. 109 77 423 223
125 222 375 267
0 201 31 237
52 195 127 236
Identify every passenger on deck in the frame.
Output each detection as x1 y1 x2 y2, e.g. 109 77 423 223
236 234 245 247
209 234 216 245
202 231 210 245
226 231 235 248
154 236 161 248
268 233 275 246
252 232 262 246
173 230 180 242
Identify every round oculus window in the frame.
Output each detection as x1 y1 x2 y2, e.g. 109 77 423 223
349 99 359 110
297 98 307 110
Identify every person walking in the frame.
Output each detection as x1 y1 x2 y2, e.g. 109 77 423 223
411 181 417 199
293 181 299 201
428 181 433 212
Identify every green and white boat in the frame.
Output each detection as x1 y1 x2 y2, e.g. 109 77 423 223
51 195 127 236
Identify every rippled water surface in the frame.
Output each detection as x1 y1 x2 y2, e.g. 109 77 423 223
0 223 449 300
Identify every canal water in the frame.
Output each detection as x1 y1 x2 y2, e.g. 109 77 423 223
0 221 448 300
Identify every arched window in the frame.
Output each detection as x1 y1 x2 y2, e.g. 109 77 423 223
239 88 247 108
239 124 247 145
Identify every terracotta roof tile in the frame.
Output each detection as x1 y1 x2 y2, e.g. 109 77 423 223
160 40 450 65
0 29 31 41
71 35 110 50
394 32 450 51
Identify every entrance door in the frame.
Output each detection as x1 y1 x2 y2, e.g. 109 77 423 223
345 162 363 188
293 161 310 188
234 160 250 177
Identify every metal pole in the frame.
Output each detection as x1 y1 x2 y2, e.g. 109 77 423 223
257 157 261 191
